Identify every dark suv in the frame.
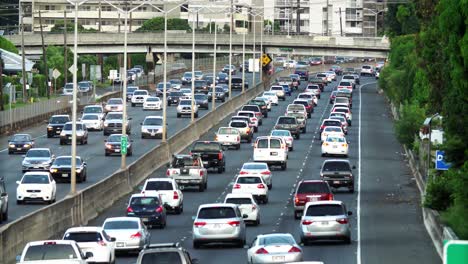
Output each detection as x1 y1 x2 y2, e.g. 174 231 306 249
136 243 198 264
46 115 70 138
167 91 183 106
0 177 8 223
293 180 333 219
190 141 226 173
320 159 355 193
274 116 301 139
248 99 268 117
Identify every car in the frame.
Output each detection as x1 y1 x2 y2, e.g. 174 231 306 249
8 134 35 154
375 68 381 79
329 90 338 104
143 96 162 110
270 86 286 101
293 180 334 219
229 120 253 143
215 127 241 149
190 141 226 173
324 71 337 82
292 99 313 118
309 57 323 65
46 114 70 138
194 93 209 109
141 116 165 139
104 134 133 156
179 88 192 98
300 201 352 244
360 65 374 76
0 177 7 223
208 86 226 102
169 79 183 89
239 61 250 72
78 81 92 93
320 119 343 133
281 84 292 96
62 82 74 95
247 233 303 264
63 227 116 264
104 98 124 113
194 80 209 94
17 240 93 264
297 93 317 106
80 114 104 131
342 75 357 88
285 111 307 133
167 91 183 106
192 203 247 248
177 99 199 118
194 70 203 80
321 135 349 157
237 111 259 132
131 89 149 107
274 116 301 139
201 74 215 86
126 193 167 229
283 60 297 68
156 82 172 96
249 98 269 117
330 65 343 75
224 193 260 226
270 129 294 151
141 178 184 213
166 154 207 193
255 96 272 111
337 80 353 91
82 104 105 120
289 74 301 88
222 64 237 75
296 61 309 69
253 136 288 170
231 76 248 90
335 96 351 108
241 105 263 124
136 243 199 264
321 126 345 142
102 217 151 253
22 148 54 173
329 116 349 134
16 172 56 204
126 86 139 101
332 106 352 125
262 91 279 105
103 111 132 136
239 162 272 189
60 122 88 145
49 156 87 182
181 72 193 85
320 159 355 192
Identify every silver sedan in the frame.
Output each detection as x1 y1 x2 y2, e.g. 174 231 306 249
247 233 303 264
102 217 150 253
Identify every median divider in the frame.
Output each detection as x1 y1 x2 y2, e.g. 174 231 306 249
0 70 282 264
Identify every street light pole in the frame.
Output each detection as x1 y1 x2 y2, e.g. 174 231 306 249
252 15 256 88
241 20 245 93
191 10 196 123
212 23 217 110
260 14 263 86
120 11 129 169
228 0 233 98
162 11 168 142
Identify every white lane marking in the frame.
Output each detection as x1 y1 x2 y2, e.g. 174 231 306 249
0 134 47 153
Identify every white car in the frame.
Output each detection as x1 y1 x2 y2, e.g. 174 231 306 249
63 226 116 264
321 126 345 142
215 127 241 149
237 111 259 131
131 89 149 107
104 98 124 113
179 88 192 98
332 106 352 124
361 65 374 76
16 172 56 204
102 217 150 253
224 193 260 225
247 233 303 264
305 84 321 98
325 71 337 81
232 175 269 204
80 113 103 131
253 136 288 170
82 104 105 120
283 60 297 68
270 129 294 151
141 178 184 213
141 115 164 139
297 93 318 106
177 99 199 118
143 96 162 110
17 240 91 264
262 91 279 105
270 86 286 101
239 162 272 189
321 135 349 157
329 116 349 134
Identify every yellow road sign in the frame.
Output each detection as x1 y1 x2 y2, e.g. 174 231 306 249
262 54 272 67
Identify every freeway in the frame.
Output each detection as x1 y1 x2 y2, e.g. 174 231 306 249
85 75 439 263
0 71 261 224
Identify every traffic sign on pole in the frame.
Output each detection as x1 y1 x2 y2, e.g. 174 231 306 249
121 136 128 155
52 69 61 79
261 53 272 67
444 240 468 264
436 150 451 170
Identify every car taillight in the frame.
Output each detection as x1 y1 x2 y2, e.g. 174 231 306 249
328 193 334 200
320 125 325 130
252 117 258 121
255 248 269 254
130 232 142 239
302 220 313 225
294 195 300 205
218 152 223 160
166 170 170 177
98 240 107 247
237 136 240 141
246 127 251 133
189 152 192 155
173 191 179 199
126 207 133 213
194 222 206 227
260 171 271 175
337 218 349 224
257 184 265 189
233 184 241 189
252 205 257 210
342 143 348 147
199 170 204 177
288 246 302 253
215 135 218 141
156 206 163 213
228 221 240 226
323 142 329 146
239 171 249 175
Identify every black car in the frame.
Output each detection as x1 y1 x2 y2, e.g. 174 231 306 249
104 134 133 156
126 87 139 102
231 77 248 90
248 99 268 117
320 159 355 193
49 156 87 183
46 115 70 138
202 74 215 86
207 87 226 102
127 194 167 229
216 72 229 84
294 69 309 81
167 91 183 106
190 141 226 173
239 61 249 72
194 80 209 94
8 134 35 154
194 94 209 110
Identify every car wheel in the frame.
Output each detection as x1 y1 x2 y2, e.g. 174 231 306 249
289 146 294 151
301 237 309 246
349 186 355 193
160 220 166 229
217 167 223 174
302 127 307 133
267 183 272 190
236 144 241 150
47 134 52 138
2 207 8 221
177 113 181 118
195 113 199 118
264 113 268 118
198 183 205 192
16 200 22 205
254 127 258 133
296 133 300 140
294 210 301 220
105 152 109 156
344 236 352 244
59 140 64 145
131 103 135 107
193 241 201 249
281 163 287 171
204 181 208 190
237 239 245 248
248 136 252 143
255 218 260 226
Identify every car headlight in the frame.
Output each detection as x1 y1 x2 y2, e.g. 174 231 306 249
47 126 53 130
104 123 109 127
9 144 15 148
76 168 82 173
60 131 66 136
23 160 31 165
76 132 84 136
105 144 113 149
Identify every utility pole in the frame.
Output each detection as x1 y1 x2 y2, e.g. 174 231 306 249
20 2 27 103
339 7 343 36
0 51 4 111
39 10 50 99
296 0 300 34
98 0 102 32
325 0 329 36
64 10 68 84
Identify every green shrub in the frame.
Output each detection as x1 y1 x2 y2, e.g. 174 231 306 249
423 171 454 211
394 103 426 148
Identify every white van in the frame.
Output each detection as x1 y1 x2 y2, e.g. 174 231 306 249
253 136 288 170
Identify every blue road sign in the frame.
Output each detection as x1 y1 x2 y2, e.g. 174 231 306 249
436 150 451 170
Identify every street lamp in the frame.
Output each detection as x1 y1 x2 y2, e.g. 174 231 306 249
363 8 386 37
228 0 233 98
212 23 217 110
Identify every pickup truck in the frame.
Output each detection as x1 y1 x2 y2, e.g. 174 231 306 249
17 240 92 264
189 141 226 173
277 76 298 91
308 77 327 92
274 116 301 139
166 154 208 192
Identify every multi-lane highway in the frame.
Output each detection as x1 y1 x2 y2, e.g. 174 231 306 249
0 71 261 223
81 74 439 264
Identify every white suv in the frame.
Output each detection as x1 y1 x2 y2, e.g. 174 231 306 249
253 136 288 170
360 65 374 76
16 172 56 204
131 89 149 107
232 174 269 204
141 178 184 213
224 193 260 226
63 226 116 264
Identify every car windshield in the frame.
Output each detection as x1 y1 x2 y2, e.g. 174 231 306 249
64 232 103 243
103 220 139 230
242 106 259 112
108 99 122 104
12 135 31 141
237 176 262 184
231 78 242 83
169 92 183 96
195 80 206 86
333 108 348 114
63 123 83 130
108 135 127 142
362 65 372 69
26 150 50 158
324 120 342 126
23 244 77 260
22 174 49 184
263 92 276 96
54 157 81 166
243 163 268 170
183 73 192 78
172 156 197 168
49 116 69 124
198 207 236 219
271 87 283 91
179 100 191 105
322 161 351 172
294 101 308 107
218 127 238 135
277 117 295 124
130 197 160 206
230 121 247 128
306 204 345 216
330 117 346 123
343 76 354 80
192 142 221 152
145 181 173 191
278 77 291 82
106 113 122 120
134 90 148 95
194 94 206 100
271 130 290 137
226 198 252 205
144 118 162 126
170 79 181 84
298 182 329 193
78 82 90 88
141 252 183 264
298 94 312 99
325 127 342 132
307 85 319 89
146 97 160 102
215 87 224 92
84 107 102 113
127 87 138 93
82 115 99 120
64 83 74 89
218 73 227 78
259 235 295 246
326 137 346 143
340 82 352 86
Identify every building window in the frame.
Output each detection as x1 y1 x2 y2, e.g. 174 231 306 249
44 5 56 11
79 5 91 11
101 20 112 26
102 6 112 12
137 6 147 11
350 21 356 27
44 19 55 25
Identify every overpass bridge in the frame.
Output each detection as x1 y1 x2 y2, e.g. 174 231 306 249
5 32 390 58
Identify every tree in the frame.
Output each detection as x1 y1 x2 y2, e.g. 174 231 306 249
50 20 97 33
264 20 280 32
223 24 230 33
136 17 191 32
0 36 18 54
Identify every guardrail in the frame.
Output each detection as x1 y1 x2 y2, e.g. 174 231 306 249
0 68 282 264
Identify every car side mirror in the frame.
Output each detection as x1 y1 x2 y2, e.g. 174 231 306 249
138 185 143 191
83 162 87 166
84 252 93 259
347 141 350 144
16 181 20 185
348 211 353 216
16 255 21 262
192 216 196 221
0 192 7 197
110 237 116 242
242 214 248 219
352 165 356 169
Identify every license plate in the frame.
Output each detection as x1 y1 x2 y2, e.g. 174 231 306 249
34 166 39 169
213 224 221 228
173 100 177 102
56 131 60 134
17 148 22 150
333 181 340 184
68 137 72 139
333 145 338 148
203 161 208 165
273 256 285 261
270 152 278 156
151 132 155 136
180 180 189 184
115 149 121 152
30 194 37 197
142 218 149 222
321 221 329 225
116 242 125 247
62 174 69 177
